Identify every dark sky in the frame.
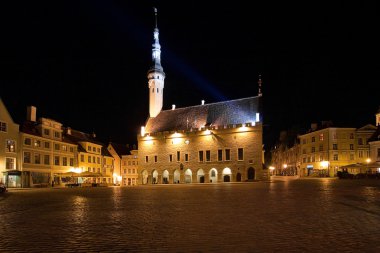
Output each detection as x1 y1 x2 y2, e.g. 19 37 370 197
0 1 378 150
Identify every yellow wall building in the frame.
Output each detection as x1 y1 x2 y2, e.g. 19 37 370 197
121 149 138 186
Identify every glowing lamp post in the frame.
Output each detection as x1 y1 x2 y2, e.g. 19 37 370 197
366 158 371 174
269 166 275 176
320 161 329 177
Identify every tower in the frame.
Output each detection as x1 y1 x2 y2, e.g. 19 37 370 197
148 7 165 118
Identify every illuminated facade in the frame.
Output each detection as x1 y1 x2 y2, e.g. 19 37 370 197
64 129 115 185
121 149 138 186
0 98 20 187
279 123 377 177
19 107 77 187
137 10 267 184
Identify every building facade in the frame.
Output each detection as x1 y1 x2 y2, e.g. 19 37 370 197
0 98 20 187
137 10 267 184
121 149 138 186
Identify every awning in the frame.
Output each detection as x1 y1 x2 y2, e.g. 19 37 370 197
56 171 103 177
2 170 22 175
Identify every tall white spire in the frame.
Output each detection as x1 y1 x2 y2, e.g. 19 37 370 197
148 7 165 118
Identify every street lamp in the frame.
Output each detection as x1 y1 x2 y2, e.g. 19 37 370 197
269 166 275 176
366 158 371 174
320 161 329 177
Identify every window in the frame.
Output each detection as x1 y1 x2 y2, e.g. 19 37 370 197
54 156 60 165
302 139 306 144
6 157 15 170
34 154 41 164
177 151 180 162
238 148 244 161
88 146 91 151
311 137 315 143
206 150 211 162
350 154 354 160
24 138 31 145
377 148 380 158
302 157 306 163
62 157 67 166
319 145 323 152
211 170 216 177
145 156 149 163
302 149 306 154
34 140 41 147
54 131 60 138
350 144 354 150
169 154 173 162
185 153 189 162
350 133 354 139
92 156 95 163
132 161 136 165
133 169 136 173
43 129 50 136
88 156 91 163
92 147 96 152
123 169 126 174
358 138 363 145
319 155 323 161
333 144 338 150
97 157 100 164
62 145 67 151
358 151 363 158
218 149 223 161
225 149 231 161
154 155 158 163
54 143 60 150
333 133 337 140
311 147 315 153
199 151 204 162
44 155 50 165
69 158 73 166
97 148 100 153
333 154 338 161
70 147 74 152
0 121 7 132
44 142 50 149
24 152 31 163
6 140 16 152
319 134 324 141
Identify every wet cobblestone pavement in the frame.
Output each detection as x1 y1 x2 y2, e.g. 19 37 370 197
1 178 380 252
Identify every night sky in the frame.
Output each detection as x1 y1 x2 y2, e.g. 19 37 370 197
0 1 378 150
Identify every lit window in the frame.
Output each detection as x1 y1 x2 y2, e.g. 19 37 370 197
62 145 67 151
319 134 324 141
62 157 67 166
24 152 31 163
6 140 16 152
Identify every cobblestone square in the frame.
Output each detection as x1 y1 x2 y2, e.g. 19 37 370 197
1 178 379 252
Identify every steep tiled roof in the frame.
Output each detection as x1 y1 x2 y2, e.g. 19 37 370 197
64 129 104 145
145 96 261 133
109 142 132 156
102 147 113 157
368 125 380 142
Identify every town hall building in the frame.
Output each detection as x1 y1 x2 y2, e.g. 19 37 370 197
137 9 267 184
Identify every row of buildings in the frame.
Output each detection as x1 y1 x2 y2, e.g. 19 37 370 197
0 9 269 187
0 99 138 188
271 111 380 177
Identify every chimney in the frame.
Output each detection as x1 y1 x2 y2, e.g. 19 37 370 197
27 106 37 122
201 100 205 105
172 104 176 110
310 123 318 131
92 132 96 138
66 127 72 135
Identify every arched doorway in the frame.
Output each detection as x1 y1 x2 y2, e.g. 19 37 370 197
173 169 180 184
163 170 169 184
185 169 192 183
223 167 232 182
247 167 255 181
141 170 148 185
236 173 242 182
152 170 158 184
197 169 205 183
209 168 218 183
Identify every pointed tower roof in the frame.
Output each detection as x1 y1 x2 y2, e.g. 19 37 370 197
148 7 165 75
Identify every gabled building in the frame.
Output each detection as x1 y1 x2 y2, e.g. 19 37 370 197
137 9 266 184
0 98 20 187
121 149 138 186
64 128 115 185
